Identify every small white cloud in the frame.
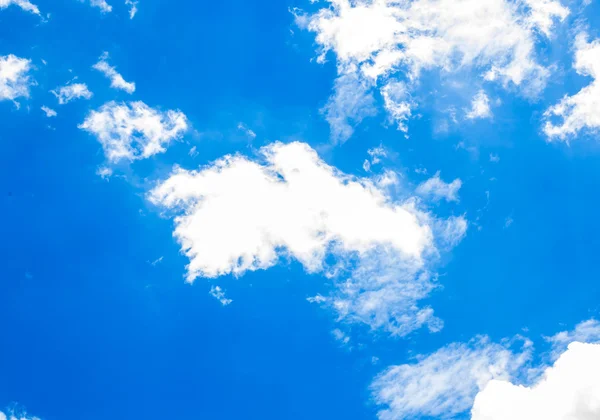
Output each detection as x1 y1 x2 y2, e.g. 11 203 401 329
51 82 93 104
490 153 501 163
466 90 492 120
125 0 137 18
150 256 163 266
41 105 57 117
416 171 462 202
96 166 113 180
307 294 328 304
544 34 600 140
0 0 40 14
322 71 377 143
372 336 532 419
332 328 350 345
88 0 112 13
92 52 136 94
209 285 232 306
0 407 41 420
79 101 188 162
0 55 33 101
189 146 199 158
237 122 256 139
381 80 413 133
472 342 600 420
504 216 514 229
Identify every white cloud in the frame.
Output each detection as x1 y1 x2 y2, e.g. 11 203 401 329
125 0 137 18
298 0 569 139
332 328 350 344
416 171 462 202
466 90 492 120
381 80 413 133
149 142 466 336
322 69 377 143
96 166 113 179
372 336 532 420
544 34 600 140
490 153 501 162
51 83 93 104
93 52 136 94
546 319 600 359
0 55 33 101
209 285 233 306
88 0 112 12
41 105 57 117
237 122 257 139
0 0 40 14
0 408 41 420
471 342 600 420
79 101 188 162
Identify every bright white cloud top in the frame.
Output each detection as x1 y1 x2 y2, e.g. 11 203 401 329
150 142 467 335
297 0 569 141
544 34 600 140
51 83 93 104
93 52 136 94
0 0 40 15
471 342 600 420
466 90 493 120
0 55 32 102
79 101 188 163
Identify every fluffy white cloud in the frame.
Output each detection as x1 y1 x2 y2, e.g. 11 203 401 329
372 337 532 419
298 0 568 139
51 83 93 104
149 142 466 335
209 286 232 306
466 90 492 120
544 34 600 140
41 105 57 117
416 171 462 202
79 101 188 162
381 80 413 133
0 55 32 101
471 342 600 420
93 52 136 94
0 0 39 15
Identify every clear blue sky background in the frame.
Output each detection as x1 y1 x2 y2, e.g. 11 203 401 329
2 0 600 419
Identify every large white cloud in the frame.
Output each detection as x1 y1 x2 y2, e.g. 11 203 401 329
297 0 568 141
372 336 533 419
0 0 40 15
149 142 466 335
544 34 600 140
471 342 600 420
79 101 188 163
93 52 136 94
0 55 33 102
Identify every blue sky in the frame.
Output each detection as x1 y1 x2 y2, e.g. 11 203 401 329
3 0 600 419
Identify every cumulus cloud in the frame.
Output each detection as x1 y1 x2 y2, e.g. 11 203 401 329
471 342 600 420
93 52 136 94
297 0 569 139
372 336 532 419
0 0 39 14
149 142 466 336
0 55 33 102
51 83 93 104
466 90 492 120
79 101 188 162
209 286 232 306
544 34 600 140
416 171 462 202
